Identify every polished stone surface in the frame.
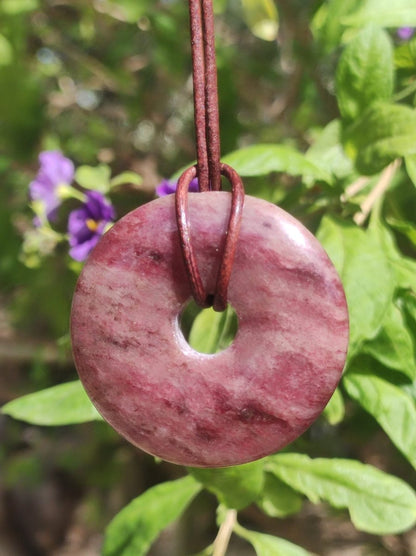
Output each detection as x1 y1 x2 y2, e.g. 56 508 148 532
71 192 349 467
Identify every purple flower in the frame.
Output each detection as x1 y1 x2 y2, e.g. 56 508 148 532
397 27 415 41
29 151 74 223
156 178 199 196
68 191 115 261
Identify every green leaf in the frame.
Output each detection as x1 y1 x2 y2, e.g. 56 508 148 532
392 254 416 293
402 291 416 326
405 154 416 186
267 453 416 534
190 546 214 556
1 381 102 425
317 216 395 355
188 305 238 354
0 34 12 66
395 38 416 71
222 144 332 182
343 368 416 470
235 523 313 556
257 473 303 518
103 476 201 556
323 387 345 425
75 164 112 193
306 120 353 180
342 0 416 28
105 0 152 22
362 302 416 380
311 0 361 53
240 0 279 42
387 217 416 248
336 25 393 121
110 171 143 188
344 102 416 175
1 0 38 14
368 218 416 292
213 0 227 14
189 460 264 510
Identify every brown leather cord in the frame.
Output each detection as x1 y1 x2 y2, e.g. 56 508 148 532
175 164 244 311
188 0 221 191
200 0 221 192
188 0 210 192
212 164 245 311
175 0 245 311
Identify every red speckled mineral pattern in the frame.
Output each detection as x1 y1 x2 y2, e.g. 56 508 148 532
70 192 349 467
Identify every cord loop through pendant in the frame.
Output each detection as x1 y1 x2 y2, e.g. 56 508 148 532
176 163 244 312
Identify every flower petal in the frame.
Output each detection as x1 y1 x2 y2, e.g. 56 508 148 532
67 191 115 262
156 179 177 197
38 151 75 186
69 235 101 261
156 177 200 196
29 151 75 223
397 27 415 41
85 191 115 221
68 208 93 245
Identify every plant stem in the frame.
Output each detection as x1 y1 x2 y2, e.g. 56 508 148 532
341 176 371 202
57 184 87 202
354 159 401 225
212 509 237 556
393 78 416 102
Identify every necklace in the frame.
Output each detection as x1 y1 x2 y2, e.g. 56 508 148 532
70 0 349 468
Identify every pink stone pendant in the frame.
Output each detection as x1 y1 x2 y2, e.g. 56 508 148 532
70 192 349 467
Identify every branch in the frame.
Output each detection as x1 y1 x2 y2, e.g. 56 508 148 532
341 176 371 202
353 159 401 226
212 509 237 556
0 339 70 364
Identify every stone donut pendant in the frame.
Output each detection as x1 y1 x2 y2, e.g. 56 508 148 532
70 192 349 468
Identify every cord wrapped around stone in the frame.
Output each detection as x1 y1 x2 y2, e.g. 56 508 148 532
175 163 245 311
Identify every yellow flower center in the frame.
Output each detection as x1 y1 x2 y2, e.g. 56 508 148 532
86 218 99 232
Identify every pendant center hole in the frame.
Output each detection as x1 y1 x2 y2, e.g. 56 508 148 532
180 299 238 354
